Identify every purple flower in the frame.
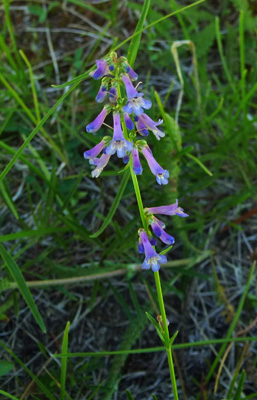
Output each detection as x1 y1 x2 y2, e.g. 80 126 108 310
139 229 167 272
146 200 189 217
122 75 152 116
86 107 108 133
89 153 111 178
124 113 134 130
109 87 118 103
95 82 108 103
89 60 111 80
135 115 149 136
123 155 130 164
122 75 143 99
151 217 175 245
132 148 143 175
105 113 133 158
123 97 152 117
142 146 169 185
138 113 165 140
123 61 138 81
84 139 105 159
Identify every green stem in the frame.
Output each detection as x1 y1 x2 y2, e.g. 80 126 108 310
155 271 179 400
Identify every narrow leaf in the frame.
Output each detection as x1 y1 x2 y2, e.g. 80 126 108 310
169 330 179 346
127 0 151 67
186 153 213 176
145 312 165 344
61 321 70 400
0 244 46 333
126 389 135 400
0 391 19 400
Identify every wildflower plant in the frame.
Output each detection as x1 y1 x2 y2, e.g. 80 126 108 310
84 53 189 398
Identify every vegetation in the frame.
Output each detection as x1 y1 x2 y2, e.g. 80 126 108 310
0 0 257 399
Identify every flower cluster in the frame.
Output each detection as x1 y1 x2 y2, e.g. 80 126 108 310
84 53 168 183
84 54 188 271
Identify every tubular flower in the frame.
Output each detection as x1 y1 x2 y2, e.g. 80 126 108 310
121 74 143 99
95 82 108 103
124 113 134 130
105 113 133 158
150 217 175 245
138 113 165 140
89 60 112 80
122 75 151 116
122 60 138 80
142 146 169 185
109 86 118 103
89 153 111 178
134 115 149 136
139 229 167 272
83 139 105 159
132 148 143 175
86 107 108 133
146 200 189 217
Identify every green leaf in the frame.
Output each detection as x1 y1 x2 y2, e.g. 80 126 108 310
152 395 158 400
127 0 151 67
61 322 70 400
90 169 130 238
186 153 213 176
0 244 46 333
0 181 19 219
126 389 135 400
0 390 20 400
169 330 179 346
145 312 165 344
234 370 246 400
0 361 14 377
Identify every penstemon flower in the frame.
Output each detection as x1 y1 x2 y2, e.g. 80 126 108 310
141 146 169 185
83 139 106 159
137 113 165 140
89 153 111 178
89 59 113 80
86 107 109 133
146 200 189 217
138 229 167 272
132 148 143 175
105 113 133 158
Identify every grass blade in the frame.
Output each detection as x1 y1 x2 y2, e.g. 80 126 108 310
60 321 70 400
186 153 213 176
127 0 150 67
90 169 130 238
0 390 20 400
0 244 46 333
